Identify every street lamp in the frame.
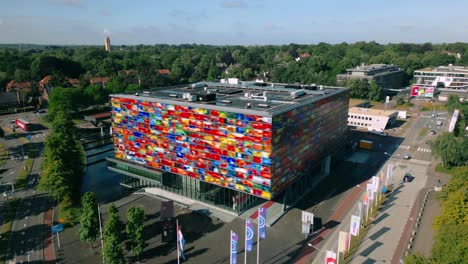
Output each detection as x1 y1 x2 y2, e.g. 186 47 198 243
307 243 325 252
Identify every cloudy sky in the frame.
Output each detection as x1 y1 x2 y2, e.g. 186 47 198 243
0 0 467 45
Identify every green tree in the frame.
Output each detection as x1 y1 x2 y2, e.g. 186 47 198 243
368 80 382 101
103 235 125 264
431 133 465 167
347 79 370 99
432 224 468 264
84 84 109 106
0 127 4 138
78 192 100 248
433 189 468 230
38 158 73 201
126 207 146 258
49 72 70 88
104 204 123 240
126 84 140 92
445 95 461 113
39 111 85 202
103 204 125 264
404 253 431 264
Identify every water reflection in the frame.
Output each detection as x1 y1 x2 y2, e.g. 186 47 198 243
81 143 122 203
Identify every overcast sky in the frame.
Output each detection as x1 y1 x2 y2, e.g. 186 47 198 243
1 0 467 45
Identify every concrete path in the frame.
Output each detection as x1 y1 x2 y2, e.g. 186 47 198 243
350 162 428 264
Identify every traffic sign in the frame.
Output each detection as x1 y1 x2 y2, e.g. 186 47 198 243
51 224 64 234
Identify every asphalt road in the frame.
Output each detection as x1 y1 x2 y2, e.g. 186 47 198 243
0 111 50 264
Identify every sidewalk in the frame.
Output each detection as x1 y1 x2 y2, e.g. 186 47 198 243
350 162 429 264
294 181 364 264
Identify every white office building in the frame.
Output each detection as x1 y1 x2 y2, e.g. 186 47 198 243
413 65 468 90
347 107 398 132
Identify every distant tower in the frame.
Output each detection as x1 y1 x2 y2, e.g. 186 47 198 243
104 36 111 52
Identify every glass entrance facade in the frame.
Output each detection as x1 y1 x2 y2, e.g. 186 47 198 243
108 157 261 213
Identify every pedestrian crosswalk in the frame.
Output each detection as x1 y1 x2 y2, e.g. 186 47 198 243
421 115 446 120
31 133 46 139
397 145 431 153
417 147 431 153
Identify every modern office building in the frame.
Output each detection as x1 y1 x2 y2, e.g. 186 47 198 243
413 65 468 90
337 64 404 90
107 82 349 212
347 107 398 132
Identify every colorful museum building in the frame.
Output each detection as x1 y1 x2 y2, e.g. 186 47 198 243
107 82 349 213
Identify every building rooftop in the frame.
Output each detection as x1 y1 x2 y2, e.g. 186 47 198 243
348 107 397 117
111 82 348 116
415 65 468 73
346 64 400 72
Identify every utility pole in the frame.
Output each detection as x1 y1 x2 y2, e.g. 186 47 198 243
98 205 105 264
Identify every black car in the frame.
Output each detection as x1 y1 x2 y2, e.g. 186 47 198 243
403 173 414 182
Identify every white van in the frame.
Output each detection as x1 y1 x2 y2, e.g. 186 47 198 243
368 130 388 136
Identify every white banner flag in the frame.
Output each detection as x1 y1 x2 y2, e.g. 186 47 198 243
302 211 314 224
349 215 361 236
372 176 379 193
338 231 351 253
367 183 374 201
325 250 337 264
386 164 393 186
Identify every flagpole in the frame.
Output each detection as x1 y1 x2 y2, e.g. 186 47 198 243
245 220 247 264
336 234 340 264
256 217 260 264
230 230 233 264
176 219 180 264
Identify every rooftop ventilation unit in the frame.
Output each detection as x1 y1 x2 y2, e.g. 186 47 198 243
221 100 232 103
246 103 251 108
169 94 178 98
291 89 305 98
258 104 269 108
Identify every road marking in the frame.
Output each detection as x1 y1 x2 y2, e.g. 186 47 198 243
417 147 432 153
398 145 410 150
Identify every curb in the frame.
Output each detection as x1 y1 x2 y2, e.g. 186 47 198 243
404 188 432 257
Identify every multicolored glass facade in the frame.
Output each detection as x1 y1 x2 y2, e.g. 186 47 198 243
110 90 348 200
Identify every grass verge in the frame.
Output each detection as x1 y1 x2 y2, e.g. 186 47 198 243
58 197 81 227
435 164 458 175
0 142 7 168
342 191 390 264
15 142 37 189
419 127 428 137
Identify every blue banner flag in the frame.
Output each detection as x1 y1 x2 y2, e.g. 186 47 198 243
178 225 186 260
258 207 267 239
230 230 238 264
245 219 254 252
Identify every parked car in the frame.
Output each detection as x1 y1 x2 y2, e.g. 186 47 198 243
404 153 411 159
403 173 414 182
430 130 436 135
436 121 443 126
